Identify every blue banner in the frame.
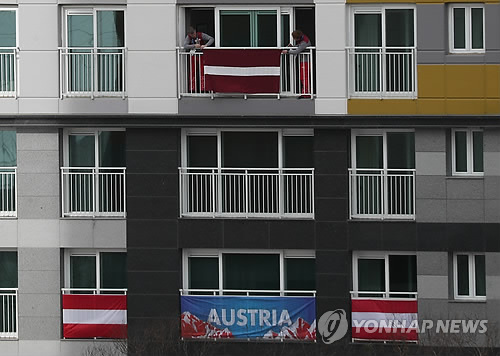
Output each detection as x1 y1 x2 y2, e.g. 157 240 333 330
180 295 316 340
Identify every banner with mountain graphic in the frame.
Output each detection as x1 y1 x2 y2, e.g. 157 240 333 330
180 295 316 340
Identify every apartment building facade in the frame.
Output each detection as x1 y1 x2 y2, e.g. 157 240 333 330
0 0 499 354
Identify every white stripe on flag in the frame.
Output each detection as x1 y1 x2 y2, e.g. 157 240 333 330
204 66 280 77
351 312 418 327
63 309 127 325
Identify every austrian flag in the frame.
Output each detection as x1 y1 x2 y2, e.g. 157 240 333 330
203 49 282 94
62 294 127 339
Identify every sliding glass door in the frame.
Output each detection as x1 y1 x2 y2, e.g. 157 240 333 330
220 10 277 47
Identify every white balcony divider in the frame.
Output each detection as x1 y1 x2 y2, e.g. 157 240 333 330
0 48 18 98
0 168 17 218
0 289 18 339
179 167 314 219
61 288 127 295
61 167 126 218
59 47 126 98
176 47 314 98
347 47 416 98
348 168 415 220
180 289 316 297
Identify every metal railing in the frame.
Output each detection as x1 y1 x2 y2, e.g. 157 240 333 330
0 289 18 339
61 167 126 218
176 47 315 98
0 48 18 98
347 47 416 98
349 168 415 220
0 167 17 218
179 167 314 218
350 291 418 300
61 288 127 295
180 289 316 297
59 47 126 98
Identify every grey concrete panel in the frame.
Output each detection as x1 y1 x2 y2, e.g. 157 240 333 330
0 341 18 355
445 55 486 64
484 152 500 176
446 178 484 200
448 301 487 320
485 177 500 199
18 248 59 271
486 276 500 299
59 220 94 248
0 220 18 247
17 196 60 219
93 219 127 248
416 199 447 222
18 219 60 248
17 151 59 174
18 317 61 341
417 275 449 299
416 176 446 199
58 98 128 114
417 251 448 276
17 174 59 197
61 341 125 356
484 129 500 153
485 4 500 51
417 4 446 51
18 341 60 356
485 51 500 64
485 200 500 223
415 128 446 152
446 200 484 222
178 97 315 116
417 51 446 65
18 293 60 318
17 132 58 151
416 152 447 176
486 301 500 326
486 253 500 277
418 299 449 320
19 271 60 294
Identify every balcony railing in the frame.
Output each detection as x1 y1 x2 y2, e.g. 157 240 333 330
59 47 126 98
347 47 416 98
0 48 18 98
180 289 316 297
61 167 126 218
348 168 415 220
61 288 127 295
179 167 314 218
0 288 18 339
0 168 17 218
177 47 314 98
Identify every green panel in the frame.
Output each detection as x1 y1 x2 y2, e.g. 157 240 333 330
99 131 125 167
97 11 125 47
187 136 217 168
100 252 127 289
0 11 16 47
68 15 93 47
0 252 17 288
457 254 469 296
285 258 315 291
220 12 251 47
385 9 414 47
355 14 381 47
454 131 467 172
387 132 415 169
358 258 385 292
356 136 383 169
223 254 280 291
389 255 416 293
257 13 277 47
0 131 16 167
189 257 219 289
475 255 486 297
453 8 465 49
69 135 95 167
473 131 483 173
471 8 483 49
70 255 96 289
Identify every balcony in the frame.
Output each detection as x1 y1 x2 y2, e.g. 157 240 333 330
0 288 18 339
61 167 126 218
179 167 314 219
59 47 126 98
0 168 16 218
348 168 415 220
0 48 17 98
347 47 416 98
176 47 314 98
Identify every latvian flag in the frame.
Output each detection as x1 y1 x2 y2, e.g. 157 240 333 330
351 299 418 342
203 49 281 94
62 294 127 339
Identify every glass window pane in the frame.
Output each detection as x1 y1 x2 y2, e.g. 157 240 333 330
453 8 466 49
475 255 486 297
471 8 483 49
100 252 127 289
0 131 16 167
189 257 219 289
220 12 251 47
389 255 417 293
187 136 217 168
387 132 415 169
0 11 16 47
385 9 414 47
358 258 385 292
68 15 94 47
285 258 315 291
69 135 95 167
473 131 483 173
356 136 383 168
70 255 96 289
355 14 382 47
98 131 126 167
457 254 469 296
284 136 313 168
454 131 467 172
223 254 280 291
281 14 290 46
97 11 125 47
222 132 278 168
257 13 277 47
0 252 17 288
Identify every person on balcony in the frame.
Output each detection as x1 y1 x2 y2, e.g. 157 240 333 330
184 27 214 93
283 30 311 98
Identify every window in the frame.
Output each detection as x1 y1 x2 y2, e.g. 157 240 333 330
353 252 417 298
0 131 16 216
454 253 486 300
449 5 484 52
0 9 17 95
183 250 315 296
452 129 483 176
0 251 17 338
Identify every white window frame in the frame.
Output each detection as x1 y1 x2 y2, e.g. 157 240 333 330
352 251 417 298
453 253 486 300
451 128 483 176
448 4 485 53
182 249 315 296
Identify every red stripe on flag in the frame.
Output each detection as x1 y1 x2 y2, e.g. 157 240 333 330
205 75 279 94
62 295 127 310
352 299 417 314
203 49 281 67
352 327 418 341
63 324 127 339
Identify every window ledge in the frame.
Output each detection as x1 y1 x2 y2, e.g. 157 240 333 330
446 175 484 180
449 299 487 303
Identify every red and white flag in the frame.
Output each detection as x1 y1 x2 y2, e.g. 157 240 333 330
203 49 281 94
62 294 127 339
351 299 418 341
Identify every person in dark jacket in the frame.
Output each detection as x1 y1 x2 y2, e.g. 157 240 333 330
283 30 312 98
184 27 214 92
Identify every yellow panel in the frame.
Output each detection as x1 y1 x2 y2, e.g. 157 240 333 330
485 99 500 114
445 65 485 98
348 99 417 115
485 65 500 98
418 65 445 98
445 99 485 114
416 99 446 115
